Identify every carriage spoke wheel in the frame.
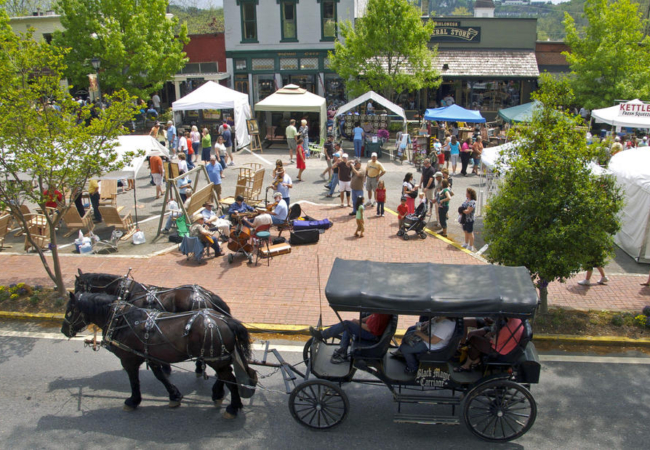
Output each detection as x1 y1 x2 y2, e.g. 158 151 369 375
462 379 537 442
289 380 349 430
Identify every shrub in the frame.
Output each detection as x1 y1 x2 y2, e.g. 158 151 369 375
633 314 648 327
54 297 65 308
643 306 650 317
611 315 623 327
10 293 19 300
29 295 40 306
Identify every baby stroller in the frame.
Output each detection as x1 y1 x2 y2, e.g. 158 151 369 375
398 202 427 240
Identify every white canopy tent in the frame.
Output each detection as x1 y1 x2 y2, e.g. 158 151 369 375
172 81 252 149
100 136 169 180
254 84 327 144
335 91 407 122
609 148 650 263
592 99 650 128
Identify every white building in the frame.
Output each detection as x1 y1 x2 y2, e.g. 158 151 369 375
224 0 357 106
474 0 496 17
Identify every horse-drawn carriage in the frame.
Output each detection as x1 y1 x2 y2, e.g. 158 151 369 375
63 259 540 442
281 259 541 442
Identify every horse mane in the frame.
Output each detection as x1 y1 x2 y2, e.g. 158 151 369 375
78 292 120 316
225 317 251 361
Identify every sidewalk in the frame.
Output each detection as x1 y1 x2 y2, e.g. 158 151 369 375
0 204 648 326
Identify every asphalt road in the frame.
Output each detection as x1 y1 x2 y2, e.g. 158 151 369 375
0 321 649 449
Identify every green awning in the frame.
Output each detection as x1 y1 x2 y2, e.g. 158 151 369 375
498 101 542 124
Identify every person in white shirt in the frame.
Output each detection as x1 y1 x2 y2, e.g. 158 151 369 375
269 192 288 225
178 130 189 158
214 135 227 170
398 317 456 374
151 93 161 112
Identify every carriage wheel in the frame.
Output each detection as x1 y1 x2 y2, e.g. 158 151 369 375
289 380 349 430
462 379 537 442
302 337 313 363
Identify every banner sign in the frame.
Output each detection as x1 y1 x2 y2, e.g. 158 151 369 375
431 21 481 43
87 73 99 102
618 102 650 118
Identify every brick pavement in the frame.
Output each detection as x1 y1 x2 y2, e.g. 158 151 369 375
0 204 648 327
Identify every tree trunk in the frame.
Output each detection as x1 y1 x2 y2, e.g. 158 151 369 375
538 286 548 314
49 226 67 296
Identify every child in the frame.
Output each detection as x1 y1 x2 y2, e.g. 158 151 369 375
355 195 365 238
418 191 428 214
375 180 386 217
397 196 409 236
296 137 306 181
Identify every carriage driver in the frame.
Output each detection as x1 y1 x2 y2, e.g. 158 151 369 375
309 313 392 364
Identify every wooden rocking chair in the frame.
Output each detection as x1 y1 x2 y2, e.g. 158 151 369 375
0 214 11 249
62 206 95 237
98 179 118 209
98 206 137 241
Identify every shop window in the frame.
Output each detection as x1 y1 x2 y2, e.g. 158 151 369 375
280 58 299 71
465 80 521 111
318 0 338 41
237 0 259 43
280 1 298 42
235 74 249 95
252 58 275 71
300 58 318 70
254 74 276 103
235 59 247 71
201 62 218 73
181 63 200 74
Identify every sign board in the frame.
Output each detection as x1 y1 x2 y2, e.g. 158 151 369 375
618 102 650 119
431 21 481 43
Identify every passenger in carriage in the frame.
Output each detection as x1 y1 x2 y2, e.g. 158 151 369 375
399 317 456 374
309 313 392 364
454 317 524 372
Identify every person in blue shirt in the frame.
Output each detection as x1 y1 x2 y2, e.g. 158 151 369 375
353 122 365 158
268 192 288 225
222 124 234 166
228 195 255 220
205 155 224 202
167 121 177 151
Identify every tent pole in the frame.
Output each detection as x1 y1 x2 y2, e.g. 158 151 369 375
133 181 139 227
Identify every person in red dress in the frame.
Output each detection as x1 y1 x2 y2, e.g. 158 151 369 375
296 137 306 181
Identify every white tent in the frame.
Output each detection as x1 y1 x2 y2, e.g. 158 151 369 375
608 148 650 263
100 136 169 180
592 99 650 128
172 81 252 149
335 91 406 121
254 84 327 144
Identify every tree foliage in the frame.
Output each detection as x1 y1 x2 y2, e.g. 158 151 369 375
52 0 189 99
483 75 624 313
0 10 137 294
563 0 650 110
0 0 51 16
330 0 441 101
169 4 223 34
450 7 472 16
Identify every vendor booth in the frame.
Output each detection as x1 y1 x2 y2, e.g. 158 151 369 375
424 104 486 142
592 99 650 129
609 149 650 263
254 84 327 146
172 81 252 149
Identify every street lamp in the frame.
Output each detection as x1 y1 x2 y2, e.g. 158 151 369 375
90 57 102 107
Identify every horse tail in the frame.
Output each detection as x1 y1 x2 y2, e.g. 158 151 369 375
227 317 251 361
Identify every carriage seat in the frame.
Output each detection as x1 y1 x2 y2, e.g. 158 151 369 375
351 315 398 360
418 317 464 364
485 320 533 365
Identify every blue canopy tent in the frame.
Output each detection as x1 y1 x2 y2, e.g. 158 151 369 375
424 104 486 123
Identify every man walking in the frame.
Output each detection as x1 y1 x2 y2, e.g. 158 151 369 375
336 153 353 208
205 155 224 203
350 160 366 216
420 159 435 214
365 152 385 206
166 120 177 152
222 124 235 166
320 134 335 181
286 119 298 164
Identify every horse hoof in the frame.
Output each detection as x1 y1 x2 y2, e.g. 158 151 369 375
214 399 223 408
223 411 236 419
123 404 136 412
169 400 182 408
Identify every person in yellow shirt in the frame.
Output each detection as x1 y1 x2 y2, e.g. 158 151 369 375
365 152 385 206
88 179 102 222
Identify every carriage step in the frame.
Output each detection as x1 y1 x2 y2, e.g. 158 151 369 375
394 394 461 406
393 413 460 425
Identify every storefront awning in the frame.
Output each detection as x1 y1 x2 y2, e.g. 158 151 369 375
437 50 539 78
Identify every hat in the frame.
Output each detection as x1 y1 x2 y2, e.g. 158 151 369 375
615 136 620 141
222 124 228 129
185 188 193 194
333 152 340 157
400 196 407 201
435 171 443 177
342 153 349 158
192 212 204 222
273 192 282 199
371 152 377 157
167 120 173 125
203 202 215 208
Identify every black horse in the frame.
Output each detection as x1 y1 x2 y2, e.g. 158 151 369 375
75 270 231 316
61 292 257 417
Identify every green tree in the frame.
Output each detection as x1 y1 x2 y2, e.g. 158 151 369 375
0 0 51 16
451 7 472 16
329 0 441 101
169 4 224 34
563 0 650 110
52 0 189 99
482 75 624 313
0 12 137 295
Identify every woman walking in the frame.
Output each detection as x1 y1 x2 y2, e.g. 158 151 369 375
296 137 306 181
460 188 477 251
299 119 310 157
190 125 201 164
402 173 417 214
201 128 212 165
437 179 451 238
460 137 472 176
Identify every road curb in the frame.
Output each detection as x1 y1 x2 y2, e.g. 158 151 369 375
3 311 650 347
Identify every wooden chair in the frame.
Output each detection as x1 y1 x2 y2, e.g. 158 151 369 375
12 205 35 237
98 206 136 241
99 180 118 208
0 214 11 249
24 215 51 252
62 206 95 237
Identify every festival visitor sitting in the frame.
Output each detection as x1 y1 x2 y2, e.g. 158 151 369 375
161 198 182 234
190 213 223 257
309 313 393 364
398 317 456 374
228 195 255 219
201 201 219 226
268 192 288 225
455 318 525 372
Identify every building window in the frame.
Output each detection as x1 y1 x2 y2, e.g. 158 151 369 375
238 0 259 43
235 59 247 71
300 58 318 70
235 74 249 95
252 58 275 71
319 0 338 41
279 1 298 42
280 58 299 71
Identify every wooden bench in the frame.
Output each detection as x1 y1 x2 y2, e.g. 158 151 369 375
185 183 214 218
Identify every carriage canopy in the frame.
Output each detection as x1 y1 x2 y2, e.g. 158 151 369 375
325 259 539 317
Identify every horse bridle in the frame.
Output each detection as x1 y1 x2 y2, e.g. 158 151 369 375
63 293 88 335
